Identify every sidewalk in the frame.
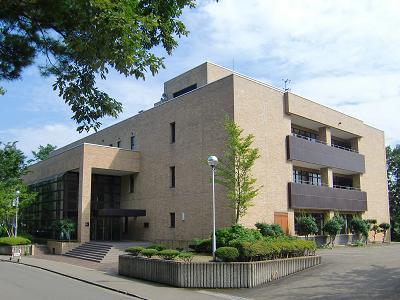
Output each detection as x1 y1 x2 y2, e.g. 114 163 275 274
0 255 236 300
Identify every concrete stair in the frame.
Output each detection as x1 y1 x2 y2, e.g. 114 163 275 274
63 242 114 263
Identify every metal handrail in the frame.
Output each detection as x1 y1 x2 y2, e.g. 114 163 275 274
292 133 359 153
333 185 361 191
293 180 362 191
293 179 327 187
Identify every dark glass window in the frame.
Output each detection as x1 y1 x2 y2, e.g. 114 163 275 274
340 214 354 234
117 141 121 148
333 175 353 188
332 138 352 150
130 135 135 150
170 122 176 143
129 174 135 193
170 212 176 228
172 84 197 98
293 168 321 186
291 127 319 142
170 166 175 188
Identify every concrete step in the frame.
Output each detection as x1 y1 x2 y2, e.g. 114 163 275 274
63 242 114 263
63 252 102 263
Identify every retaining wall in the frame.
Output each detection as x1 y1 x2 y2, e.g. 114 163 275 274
119 255 321 288
0 244 33 255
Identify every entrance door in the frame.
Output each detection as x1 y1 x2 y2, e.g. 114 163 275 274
274 212 289 234
90 217 121 241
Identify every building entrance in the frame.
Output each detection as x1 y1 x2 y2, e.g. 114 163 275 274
90 217 121 241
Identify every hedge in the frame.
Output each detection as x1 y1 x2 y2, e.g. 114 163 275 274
146 244 166 251
0 236 31 246
189 238 211 253
158 249 180 260
125 246 144 256
140 248 158 258
255 223 284 237
215 247 239 262
178 252 194 262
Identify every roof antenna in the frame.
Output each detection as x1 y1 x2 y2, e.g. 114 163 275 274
232 57 235 72
282 78 291 92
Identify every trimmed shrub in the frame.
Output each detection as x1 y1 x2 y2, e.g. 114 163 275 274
0 236 31 246
379 223 390 243
215 247 239 262
296 215 319 237
140 248 158 258
158 249 180 260
178 251 194 262
323 218 343 247
125 246 144 256
270 224 285 236
216 224 262 247
256 223 285 237
146 244 166 251
350 218 369 242
188 238 211 253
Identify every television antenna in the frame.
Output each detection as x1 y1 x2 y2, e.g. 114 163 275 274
282 78 291 92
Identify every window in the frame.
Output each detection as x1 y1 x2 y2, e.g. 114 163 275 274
333 175 353 188
144 222 149 228
172 84 197 98
130 135 135 150
291 127 319 142
129 174 135 193
170 122 175 143
123 217 128 233
117 140 121 148
170 166 175 188
331 138 352 150
170 212 176 228
293 168 321 186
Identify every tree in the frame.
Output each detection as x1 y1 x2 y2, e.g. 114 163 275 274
29 144 57 163
386 145 400 241
379 223 390 243
0 142 36 237
0 0 197 132
216 118 261 223
350 218 369 243
323 215 344 247
52 219 76 241
296 215 318 239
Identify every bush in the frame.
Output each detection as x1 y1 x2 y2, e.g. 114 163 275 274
158 249 180 260
296 215 319 237
140 248 158 258
350 218 369 242
146 244 166 251
125 246 144 256
188 238 211 253
379 223 390 243
0 236 31 246
323 218 343 247
215 247 240 262
255 223 284 237
216 224 262 247
178 251 194 262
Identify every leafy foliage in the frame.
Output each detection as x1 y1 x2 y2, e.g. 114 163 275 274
52 218 76 241
140 248 158 258
0 0 197 132
29 144 57 163
296 215 318 237
188 238 211 253
379 223 390 243
216 118 261 223
178 251 194 262
216 224 262 248
387 145 400 241
350 218 369 242
323 215 344 247
146 244 166 251
255 223 284 237
0 236 31 246
125 246 144 256
215 247 239 262
158 249 180 260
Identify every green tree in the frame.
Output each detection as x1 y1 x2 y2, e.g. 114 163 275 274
0 0 197 132
52 219 76 241
350 218 369 243
0 142 36 237
323 215 344 247
29 144 57 163
216 118 261 223
296 215 318 239
386 145 400 241
0 87 5 95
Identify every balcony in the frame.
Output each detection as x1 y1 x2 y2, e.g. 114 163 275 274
289 182 367 212
287 134 365 173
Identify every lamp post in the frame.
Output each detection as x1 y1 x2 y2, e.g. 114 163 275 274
207 155 218 261
13 190 20 237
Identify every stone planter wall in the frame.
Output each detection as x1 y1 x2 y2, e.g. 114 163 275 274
119 255 321 288
0 244 33 256
47 240 81 255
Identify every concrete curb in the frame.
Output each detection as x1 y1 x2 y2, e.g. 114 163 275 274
0 258 147 300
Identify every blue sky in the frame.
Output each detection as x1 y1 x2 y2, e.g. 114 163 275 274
1 0 399 156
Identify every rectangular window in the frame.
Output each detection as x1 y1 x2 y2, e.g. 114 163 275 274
170 122 175 143
170 212 176 228
129 174 135 193
123 217 128 233
172 84 197 98
293 168 321 186
170 166 175 188
130 135 135 150
117 141 121 148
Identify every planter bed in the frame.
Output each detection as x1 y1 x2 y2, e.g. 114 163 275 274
119 254 321 288
0 244 33 256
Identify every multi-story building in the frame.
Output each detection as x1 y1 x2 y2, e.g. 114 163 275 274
23 62 390 246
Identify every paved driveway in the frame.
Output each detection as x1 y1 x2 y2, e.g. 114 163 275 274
209 243 400 300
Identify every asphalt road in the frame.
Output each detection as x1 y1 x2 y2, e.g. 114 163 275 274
0 262 134 300
212 243 400 300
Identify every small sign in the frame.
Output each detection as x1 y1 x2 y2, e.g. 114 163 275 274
85 222 90 227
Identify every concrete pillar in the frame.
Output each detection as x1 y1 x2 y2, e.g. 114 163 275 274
287 210 295 236
77 164 92 242
353 174 361 189
318 127 332 145
321 167 333 187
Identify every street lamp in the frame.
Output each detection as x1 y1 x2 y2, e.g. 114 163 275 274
13 190 20 237
207 155 218 261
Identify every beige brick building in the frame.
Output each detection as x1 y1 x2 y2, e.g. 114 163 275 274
23 62 390 246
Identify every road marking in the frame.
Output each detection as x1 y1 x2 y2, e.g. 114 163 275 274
197 290 252 300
